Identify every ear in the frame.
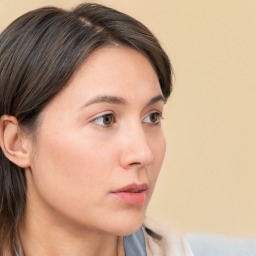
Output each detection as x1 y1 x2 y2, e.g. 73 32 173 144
0 115 31 168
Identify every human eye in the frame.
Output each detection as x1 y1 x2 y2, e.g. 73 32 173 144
143 111 163 125
92 113 115 127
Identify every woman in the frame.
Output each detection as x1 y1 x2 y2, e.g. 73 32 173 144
0 3 194 256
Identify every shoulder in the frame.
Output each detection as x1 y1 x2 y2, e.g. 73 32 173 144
187 233 256 256
142 223 195 256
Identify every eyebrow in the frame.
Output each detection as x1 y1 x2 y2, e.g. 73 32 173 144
81 94 165 109
145 94 166 106
83 95 126 107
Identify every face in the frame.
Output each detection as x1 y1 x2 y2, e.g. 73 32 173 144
26 46 166 236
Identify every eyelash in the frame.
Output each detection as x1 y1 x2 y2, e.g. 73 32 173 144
92 111 163 127
143 112 163 125
93 113 115 127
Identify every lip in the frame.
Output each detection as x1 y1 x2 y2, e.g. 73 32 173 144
111 183 149 205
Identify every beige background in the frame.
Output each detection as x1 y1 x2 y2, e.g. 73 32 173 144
1 0 256 237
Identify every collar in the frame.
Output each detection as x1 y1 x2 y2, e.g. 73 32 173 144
124 227 147 256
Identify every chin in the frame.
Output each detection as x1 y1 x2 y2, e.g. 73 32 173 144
107 210 146 236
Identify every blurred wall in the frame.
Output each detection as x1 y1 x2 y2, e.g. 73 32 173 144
1 0 256 236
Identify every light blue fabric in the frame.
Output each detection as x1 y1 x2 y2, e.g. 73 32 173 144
124 227 147 256
187 233 256 256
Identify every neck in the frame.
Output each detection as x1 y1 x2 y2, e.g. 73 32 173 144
19 216 124 256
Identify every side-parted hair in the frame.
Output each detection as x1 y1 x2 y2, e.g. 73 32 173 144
0 3 172 255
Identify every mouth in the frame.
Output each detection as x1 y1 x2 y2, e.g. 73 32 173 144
111 183 149 205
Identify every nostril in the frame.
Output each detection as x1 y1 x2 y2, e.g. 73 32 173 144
129 162 141 166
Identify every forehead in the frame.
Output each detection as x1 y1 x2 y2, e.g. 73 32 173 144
68 46 161 95
42 46 162 116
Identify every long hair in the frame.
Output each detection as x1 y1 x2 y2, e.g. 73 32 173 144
0 3 172 255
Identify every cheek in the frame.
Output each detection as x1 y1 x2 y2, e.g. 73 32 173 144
152 131 166 167
29 130 115 216
148 131 166 184
34 126 112 174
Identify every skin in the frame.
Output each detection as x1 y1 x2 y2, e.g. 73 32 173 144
19 46 166 256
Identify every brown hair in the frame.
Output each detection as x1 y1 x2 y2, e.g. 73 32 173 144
0 3 172 254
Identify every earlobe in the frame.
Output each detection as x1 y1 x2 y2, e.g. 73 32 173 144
0 115 31 168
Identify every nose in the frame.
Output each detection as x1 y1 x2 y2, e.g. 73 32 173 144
119 123 154 169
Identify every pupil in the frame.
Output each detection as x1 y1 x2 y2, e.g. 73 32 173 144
150 113 158 123
103 115 112 125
